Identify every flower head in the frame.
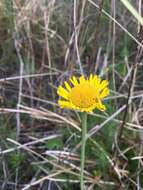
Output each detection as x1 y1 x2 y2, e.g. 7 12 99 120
57 74 109 112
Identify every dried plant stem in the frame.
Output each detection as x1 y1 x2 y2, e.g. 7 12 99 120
80 112 87 190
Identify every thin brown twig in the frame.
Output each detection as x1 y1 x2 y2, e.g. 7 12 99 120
117 3 143 141
90 0 104 72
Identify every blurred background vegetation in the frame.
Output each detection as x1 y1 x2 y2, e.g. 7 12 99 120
0 0 143 189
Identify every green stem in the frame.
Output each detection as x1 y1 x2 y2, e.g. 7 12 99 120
80 112 87 190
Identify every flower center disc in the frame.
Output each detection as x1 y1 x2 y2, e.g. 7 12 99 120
69 83 98 108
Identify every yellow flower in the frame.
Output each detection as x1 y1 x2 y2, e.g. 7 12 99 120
57 74 109 112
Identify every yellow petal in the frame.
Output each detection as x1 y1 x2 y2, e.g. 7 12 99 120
57 86 69 100
96 102 106 111
70 76 79 86
79 75 85 84
100 80 108 90
100 88 109 98
58 100 72 108
82 105 95 112
89 74 93 82
92 75 101 87
64 81 71 92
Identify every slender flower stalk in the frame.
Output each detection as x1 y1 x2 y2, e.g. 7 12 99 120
80 112 87 190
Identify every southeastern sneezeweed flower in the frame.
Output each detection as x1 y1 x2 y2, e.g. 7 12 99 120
57 74 109 112
57 74 109 190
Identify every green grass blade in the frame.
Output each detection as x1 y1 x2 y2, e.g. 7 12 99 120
120 0 143 25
